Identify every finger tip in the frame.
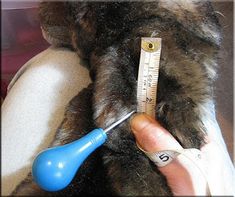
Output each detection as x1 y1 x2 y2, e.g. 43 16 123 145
130 113 155 132
130 113 182 153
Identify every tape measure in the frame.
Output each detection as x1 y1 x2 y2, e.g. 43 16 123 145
136 38 217 196
137 37 162 118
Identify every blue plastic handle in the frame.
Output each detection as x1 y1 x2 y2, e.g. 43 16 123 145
32 128 107 192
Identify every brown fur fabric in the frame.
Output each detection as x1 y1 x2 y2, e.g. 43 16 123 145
13 1 221 196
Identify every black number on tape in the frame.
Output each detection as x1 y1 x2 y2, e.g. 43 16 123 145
159 154 170 162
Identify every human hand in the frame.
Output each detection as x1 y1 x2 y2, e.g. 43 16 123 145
130 113 235 196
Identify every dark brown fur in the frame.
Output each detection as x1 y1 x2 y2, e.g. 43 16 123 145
13 1 221 196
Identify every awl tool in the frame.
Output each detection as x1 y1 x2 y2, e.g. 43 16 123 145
32 111 135 191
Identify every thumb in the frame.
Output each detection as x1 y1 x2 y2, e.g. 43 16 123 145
130 113 205 195
130 113 182 152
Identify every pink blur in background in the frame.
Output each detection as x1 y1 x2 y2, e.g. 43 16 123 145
1 2 49 98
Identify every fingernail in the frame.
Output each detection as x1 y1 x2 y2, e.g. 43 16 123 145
130 113 166 152
130 113 183 153
130 113 156 133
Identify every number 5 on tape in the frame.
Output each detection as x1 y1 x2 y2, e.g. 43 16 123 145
145 150 180 167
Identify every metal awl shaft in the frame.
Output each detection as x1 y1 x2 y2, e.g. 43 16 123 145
104 111 135 133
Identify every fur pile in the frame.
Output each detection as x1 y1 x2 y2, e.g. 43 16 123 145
13 1 221 196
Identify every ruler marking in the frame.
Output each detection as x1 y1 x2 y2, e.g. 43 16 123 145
137 38 162 118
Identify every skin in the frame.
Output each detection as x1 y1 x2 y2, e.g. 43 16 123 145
130 113 211 195
13 2 222 195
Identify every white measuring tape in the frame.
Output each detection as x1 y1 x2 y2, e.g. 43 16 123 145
137 143 213 195
136 37 214 195
137 37 161 119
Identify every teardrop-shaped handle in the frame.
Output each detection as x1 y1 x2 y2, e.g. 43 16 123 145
32 128 107 191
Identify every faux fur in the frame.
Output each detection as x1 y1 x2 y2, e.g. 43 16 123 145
13 1 221 196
